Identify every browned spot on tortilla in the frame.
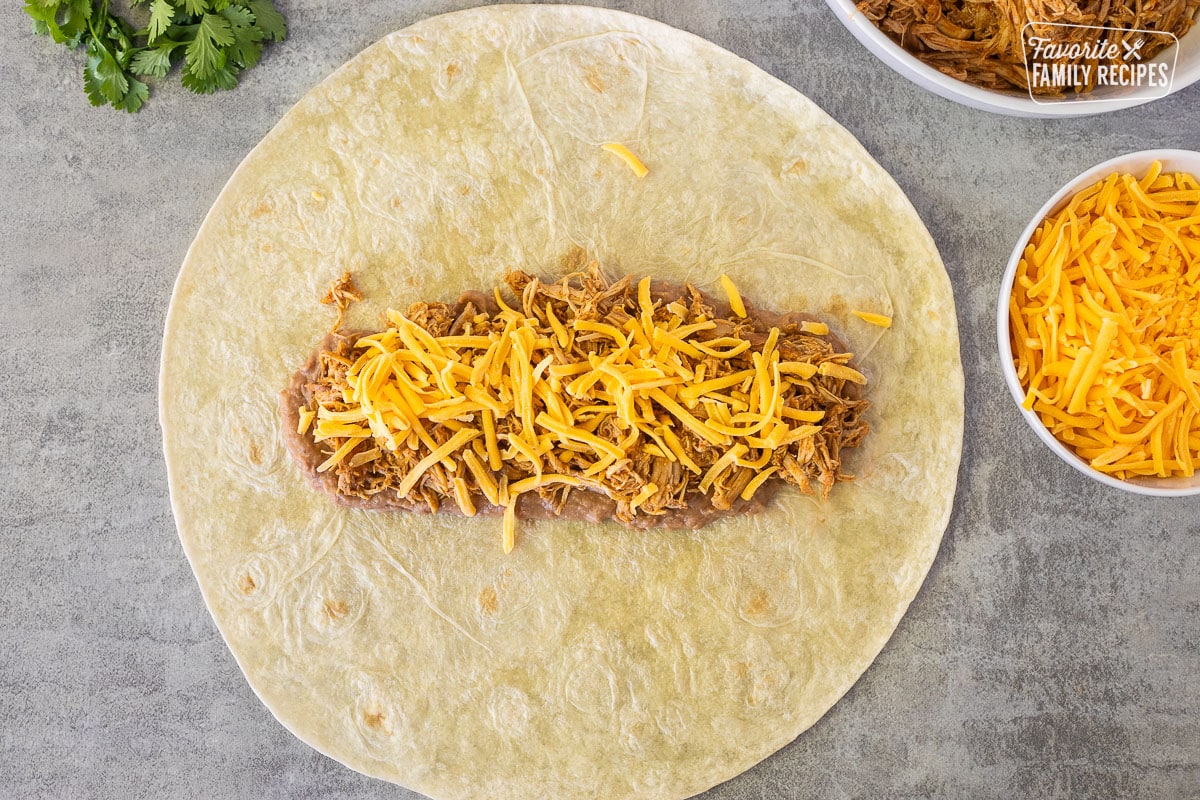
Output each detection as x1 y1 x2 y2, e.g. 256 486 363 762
479 586 499 615
584 67 606 93
458 184 471 196
260 242 273 253
239 573 257 594
391 196 402 209
247 441 263 465
446 61 461 78
409 35 424 43
324 599 349 619
249 201 272 219
363 712 388 731
559 246 589 273
733 661 750 679
786 158 806 175
744 587 771 618
748 671 782 706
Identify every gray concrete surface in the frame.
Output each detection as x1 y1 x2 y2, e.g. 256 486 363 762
2 1 1198 798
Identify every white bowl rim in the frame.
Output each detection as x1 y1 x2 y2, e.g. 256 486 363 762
997 149 1200 497
825 0 1200 118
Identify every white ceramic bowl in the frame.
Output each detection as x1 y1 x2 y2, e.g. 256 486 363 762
825 0 1200 117
998 149 1200 496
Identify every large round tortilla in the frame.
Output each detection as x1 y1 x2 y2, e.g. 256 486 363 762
160 6 963 799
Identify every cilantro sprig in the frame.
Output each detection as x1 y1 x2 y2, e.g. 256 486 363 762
24 0 286 112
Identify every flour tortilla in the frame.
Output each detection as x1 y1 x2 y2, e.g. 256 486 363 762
160 6 963 798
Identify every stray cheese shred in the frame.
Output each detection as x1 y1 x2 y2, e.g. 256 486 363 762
600 143 649 178
1009 161 1200 481
852 310 893 328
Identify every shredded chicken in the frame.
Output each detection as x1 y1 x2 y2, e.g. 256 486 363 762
857 0 1200 93
289 265 870 528
320 271 364 332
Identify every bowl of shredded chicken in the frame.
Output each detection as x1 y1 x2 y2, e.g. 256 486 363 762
999 149 1200 495
827 0 1200 117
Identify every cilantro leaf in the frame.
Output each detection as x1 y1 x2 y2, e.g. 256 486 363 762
243 0 285 41
181 0 208 15
27 0 91 47
146 0 175 42
82 62 107 106
185 12 233 77
220 5 254 31
114 76 149 112
24 1 57 37
130 44 175 77
85 37 129 104
181 62 238 94
220 4 262 69
24 0 59 27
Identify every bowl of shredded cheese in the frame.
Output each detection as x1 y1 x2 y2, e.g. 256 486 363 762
826 0 1200 118
1000 149 1200 495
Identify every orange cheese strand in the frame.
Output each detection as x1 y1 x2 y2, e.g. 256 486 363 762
1010 161 1200 480
600 142 649 178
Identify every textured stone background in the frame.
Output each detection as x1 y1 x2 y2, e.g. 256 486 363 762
2 1 1198 798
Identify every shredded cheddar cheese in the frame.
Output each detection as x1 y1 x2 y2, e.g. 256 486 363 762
1009 161 1200 480
852 310 893 328
720 274 747 318
301 268 870 551
601 142 649 178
